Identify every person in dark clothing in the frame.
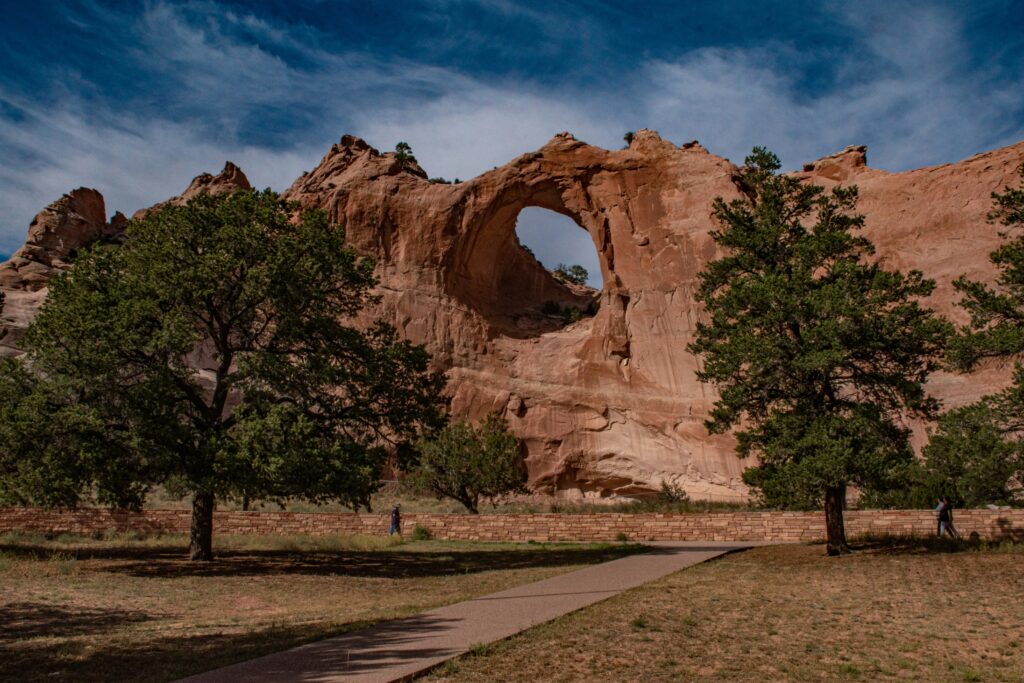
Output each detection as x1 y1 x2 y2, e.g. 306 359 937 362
389 503 402 536
937 496 960 539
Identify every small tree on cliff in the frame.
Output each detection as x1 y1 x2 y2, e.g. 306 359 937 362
0 189 445 560
410 414 528 513
394 142 415 170
688 148 950 555
552 263 589 286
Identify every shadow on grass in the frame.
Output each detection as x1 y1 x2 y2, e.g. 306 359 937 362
0 613 458 683
0 541 647 682
1 602 153 641
0 542 647 579
850 533 1023 555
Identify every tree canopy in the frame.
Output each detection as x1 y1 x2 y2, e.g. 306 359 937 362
688 148 950 554
0 189 446 559
409 413 527 513
394 142 415 170
950 164 1024 368
924 164 1024 507
553 263 589 286
921 397 1024 507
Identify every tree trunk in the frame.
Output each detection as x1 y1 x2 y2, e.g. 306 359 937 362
458 487 479 514
190 492 215 561
461 493 479 514
824 483 851 556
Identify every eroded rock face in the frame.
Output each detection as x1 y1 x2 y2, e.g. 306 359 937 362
3 132 1023 500
0 163 250 357
132 161 251 220
0 189 119 355
282 130 1024 501
1 188 113 291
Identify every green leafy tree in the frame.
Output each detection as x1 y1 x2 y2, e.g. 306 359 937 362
688 148 950 555
410 414 527 513
0 189 445 560
623 131 635 147
922 399 1024 507
927 164 1024 505
394 141 415 170
553 263 589 286
950 164 1024 367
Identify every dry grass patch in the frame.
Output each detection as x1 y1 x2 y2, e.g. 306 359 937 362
429 539 1024 682
0 532 641 682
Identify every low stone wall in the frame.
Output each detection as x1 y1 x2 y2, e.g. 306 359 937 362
1 507 1022 543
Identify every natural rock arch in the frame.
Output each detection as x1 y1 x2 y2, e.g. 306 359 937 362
3 131 1024 501
445 180 606 335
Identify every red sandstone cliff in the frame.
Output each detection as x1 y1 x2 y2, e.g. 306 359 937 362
2 132 1022 501
0 163 249 357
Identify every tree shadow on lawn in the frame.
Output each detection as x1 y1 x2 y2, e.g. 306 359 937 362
1 602 153 642
850 534 1023 556
0 543 646 579
0 612 460 683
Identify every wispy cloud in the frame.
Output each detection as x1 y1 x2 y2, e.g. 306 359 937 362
1 0 1021 264
355 86 621 181
642 4 1024 170
0 95 316 255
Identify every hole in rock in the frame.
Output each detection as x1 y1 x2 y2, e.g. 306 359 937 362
448 199 604 339
490 206 602 337
514 207 603 289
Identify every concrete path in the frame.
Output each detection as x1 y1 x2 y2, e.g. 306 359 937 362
179 541 757 683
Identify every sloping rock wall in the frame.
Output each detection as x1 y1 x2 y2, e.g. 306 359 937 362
2 132 1022 501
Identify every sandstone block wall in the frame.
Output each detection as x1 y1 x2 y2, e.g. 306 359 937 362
1 507 1022 543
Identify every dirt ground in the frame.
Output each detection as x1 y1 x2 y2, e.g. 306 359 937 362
0 532 640 682
428 539 1024 682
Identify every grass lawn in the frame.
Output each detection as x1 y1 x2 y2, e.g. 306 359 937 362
0 532 643 682
428 539 1024 682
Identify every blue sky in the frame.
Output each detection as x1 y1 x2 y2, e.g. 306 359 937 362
2 0 1023 280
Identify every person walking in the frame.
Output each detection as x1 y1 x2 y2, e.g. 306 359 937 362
389 503 402 537
937 497 954 540
939 496 960 539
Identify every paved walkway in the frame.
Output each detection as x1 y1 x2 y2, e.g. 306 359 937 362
179 541 758 683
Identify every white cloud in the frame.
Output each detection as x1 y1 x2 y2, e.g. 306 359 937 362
0 96 317 255
641 5 1023 171
2 0 1022 268
355 87 622 182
